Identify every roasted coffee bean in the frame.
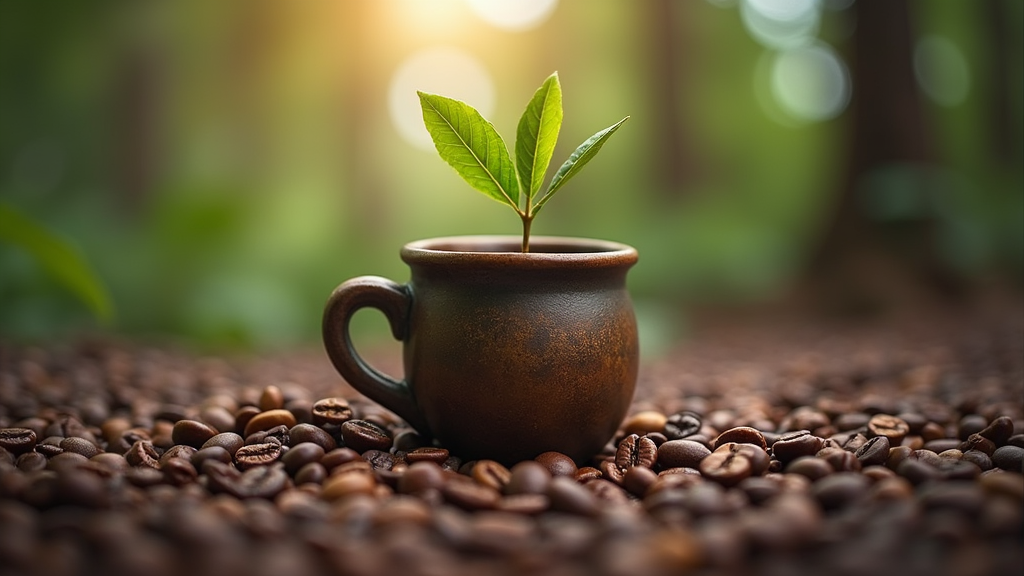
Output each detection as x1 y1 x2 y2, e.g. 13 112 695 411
615 434 658 469
664 411 703 440
506 461 551 495
202 432 245 455
311 398 354 426
397 461 445 495
16 451 47 472
158 444 196 466
322 470 376 500
497 493 549 515
622 411 667 436
535 451 578 477
715 442 770 475
199 406 236 433
339 420 392 453
896 458 942 485
622 465 658 496
281 442 325 476
923 438 961 453
961 449 993 471
832 432 869 453
958 433 996 456
287 423 336 452
58 436 98 459
958 414 989 440
171 419 218 448
713 427 767 451
361 449 394 471
920 421 947 442
547 476 600 516
699 450 751 487
737 476 781 505
575 466 602 482
162 457 198 486
833 412 871 431
191 445 233 469
818 446 862 472
886 445 913 470
406 447 450 465
854 435 890 467
978 416 1014 446
991 445 1024 472
258 385 285 411
243 409 297 438
786 456 833 481
124 440 160 469
867 414 910 444
771 430 825 463
0 428 37 455
295 462 327 485
472 460 512 491
812 472 870 509
657 439 710 469
443 478 500 510
235 442 282 470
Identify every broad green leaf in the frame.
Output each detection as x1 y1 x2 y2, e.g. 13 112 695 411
515 72 562 202
535 116 630 214
418 92 519 209
0 203 114 322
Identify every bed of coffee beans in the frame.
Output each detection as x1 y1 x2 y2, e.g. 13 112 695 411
0 316 1021 576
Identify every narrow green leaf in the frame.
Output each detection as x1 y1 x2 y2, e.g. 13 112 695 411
0 203 114 322
515 72 562 203
534 116 630 215
418 91 519 210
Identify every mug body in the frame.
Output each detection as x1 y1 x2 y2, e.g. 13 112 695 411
400 235 639 464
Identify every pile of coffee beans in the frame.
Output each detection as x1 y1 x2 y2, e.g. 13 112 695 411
0 320 1021 576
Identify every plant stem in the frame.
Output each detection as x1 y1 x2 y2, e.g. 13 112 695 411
520 214 534 253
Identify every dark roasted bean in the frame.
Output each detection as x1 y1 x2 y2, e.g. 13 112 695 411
699 450 751 487
202 432 245 455
162 457 198 486
772 430 825 463
615 434 659 469
715 442 770 475
443 478 500 510
472 460 511 491
867 414 910 444
191 445 233 469
506 461 551 495
258 385 285 411
979 416 1014 446
664 411 703 440
812 472 870 509
535 451 578 477
854 435 890 466
547 476 600 516
58 436 98 459
786 456 833 481
235 442 282 470
124 440 160 469
311 398 354 426
713 426 767 451
406 447 450 464
171 419 218 448
991 445 1024 472
288 423 336 451
294 462 327 485
958 414 989 440
281 442 325 476
657 439 710 469
243 409 297 438
0 428 37 455
339 420 392 453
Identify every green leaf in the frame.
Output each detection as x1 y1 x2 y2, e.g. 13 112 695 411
515 72 562 203
0 202 114 322
418 91 520 210
535 116 630 215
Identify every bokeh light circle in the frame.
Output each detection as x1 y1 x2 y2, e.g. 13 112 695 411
740 0 821 49
388 47 496 150
914 36 970 107
464 0 558 32
770 42 850 122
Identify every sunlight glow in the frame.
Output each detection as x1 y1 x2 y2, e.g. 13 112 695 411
388 47 496 150
463 0 559 32
914 36 971 107
769 42 850 122
740 0 821 49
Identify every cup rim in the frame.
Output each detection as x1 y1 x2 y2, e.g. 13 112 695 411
401 235 638 268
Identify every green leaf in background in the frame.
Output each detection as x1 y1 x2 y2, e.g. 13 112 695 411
0 202 114 323
515 72 563 203
418 91 520 210
536 116 630 215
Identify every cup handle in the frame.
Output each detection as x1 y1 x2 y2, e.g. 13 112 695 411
322 276 428 434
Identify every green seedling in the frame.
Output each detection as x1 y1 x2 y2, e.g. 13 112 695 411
418 72 628 252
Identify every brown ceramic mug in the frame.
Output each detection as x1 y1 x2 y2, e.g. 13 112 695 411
322 235 639 465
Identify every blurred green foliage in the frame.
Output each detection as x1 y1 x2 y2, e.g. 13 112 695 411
1 0 1020 353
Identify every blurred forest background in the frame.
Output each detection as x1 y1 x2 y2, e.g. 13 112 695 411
1 0 1021 356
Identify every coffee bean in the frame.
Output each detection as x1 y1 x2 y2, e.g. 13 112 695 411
958 414 988 440
243 409 296 438
287 423 336 452
281 442 325 476
713 427 767 451
896 458 942 485
0 428 37 455
854 435 890 467
664 411 702 440
236 463 289 499
202 432 245 455
699 450 751 487
472 460 512 491
58 436 98 459
406 447 450 465
961 449 993 471
234 406 260 435
786 456 833 481
771 430 825 463
158 444 196 466
311 398 354 426
817 446 862 472
361 449 394 471
546 476 600 517
171 419 218 448
715 442 770 475
622 411 667 436
812 472 870 509
923 438 961 453
535 451 578 477
615 434 658 469
321 470 376 500
16 451 47 472
978 416 1014 446
868 414 910 444
443 478 500 510
991 445 1024 472
162 457 198 486
497 493 549 515
575 466 602 482
258 385 285 411
622 465 658 496
657 440 710 469
235 442 282 470
124 440 160 469
506 461 551 495
294 462 327 485
191 446 233 469
339 420 392 453
958 433 996 456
